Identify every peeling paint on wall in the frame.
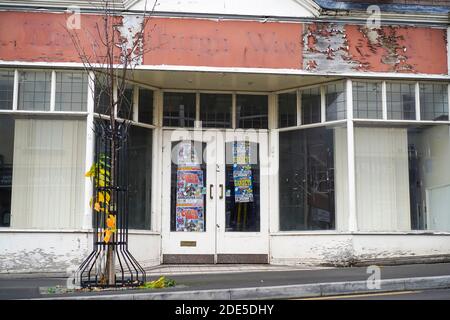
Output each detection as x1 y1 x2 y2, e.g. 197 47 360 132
0 11 448 74
303 22 448 75
117 14 145 66
303 22 358 73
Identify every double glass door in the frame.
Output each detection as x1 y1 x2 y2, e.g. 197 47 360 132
161 130 269 263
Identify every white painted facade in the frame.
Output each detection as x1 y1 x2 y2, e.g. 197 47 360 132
1 1 450 274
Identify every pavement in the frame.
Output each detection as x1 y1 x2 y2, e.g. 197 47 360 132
0 262 450 300
298 288 450 300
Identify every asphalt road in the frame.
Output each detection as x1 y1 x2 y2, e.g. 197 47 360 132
299 288 450 300
1 262 450 299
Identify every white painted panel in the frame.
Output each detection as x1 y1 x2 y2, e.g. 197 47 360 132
270 234 353 265
0 231 161 273
270 233 450 266
130 0 318 17
10 119 86 229
354 127 411 232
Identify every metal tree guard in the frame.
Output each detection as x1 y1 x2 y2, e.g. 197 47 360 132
76 120 146 288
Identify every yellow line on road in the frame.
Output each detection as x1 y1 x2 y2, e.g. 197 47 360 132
297 291 420 300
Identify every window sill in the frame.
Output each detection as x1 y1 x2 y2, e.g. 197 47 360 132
0 228 160 235
270 230 450 236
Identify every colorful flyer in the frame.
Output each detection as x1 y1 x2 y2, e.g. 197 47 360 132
232 141 254 203
175 141 205 232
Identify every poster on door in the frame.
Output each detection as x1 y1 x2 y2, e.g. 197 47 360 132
232 141 254 203
175 141 205 232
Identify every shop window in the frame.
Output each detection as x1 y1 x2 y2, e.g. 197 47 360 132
0 71 14 110
117 83 134 120
353 81 382 119
127 125 152 230
236 94 268 129
138 88 153 125
18 71 51 111
163 92 196 127
200 93 232 128
301 87 321 125
55 72 88 112
420 83 448 121
386 82 415 120
354 124 450 232
325 82 346 121
278 92 297 128
279 127 342 231
0 115 14 227
10 118 86 229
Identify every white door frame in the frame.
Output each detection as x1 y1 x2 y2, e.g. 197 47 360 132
161 129 270 263
215 130 270 260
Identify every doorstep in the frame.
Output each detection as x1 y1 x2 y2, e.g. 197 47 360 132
144 264 331 276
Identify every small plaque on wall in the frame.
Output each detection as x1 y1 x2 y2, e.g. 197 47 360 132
180 241 197 247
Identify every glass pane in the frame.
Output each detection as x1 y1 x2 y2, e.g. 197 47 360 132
386 82 416 120
0 71 14 110
117 84 133 120
55 72 88 111
236 94 268 129
94 74 110 115
18 71 51 111
353 81 382 119
279 127 338 231
278 92 297 128
301 87 321 125
138 88 153 124
420 83 448 121
127 126 152 230
225 141 260 232
354 124 450 232
163 92 196 127
0 115 14 227
171 140 207 232
325 82 346 121
200 93 232 128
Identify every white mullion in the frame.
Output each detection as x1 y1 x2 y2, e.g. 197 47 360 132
195 91 201 128
448 84 450 120
320 85 326 123
154 89 162 127
12 69 19 110
269 93 277 130
346 79 353 120
297 89 302 126
346 78 357 232
83 70 95 230
113 79 118 118
415 81 421 121
382 81 388 120
133 85 139 122
50 70 56 111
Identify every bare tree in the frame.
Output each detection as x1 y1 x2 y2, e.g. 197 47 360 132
65 0 157 286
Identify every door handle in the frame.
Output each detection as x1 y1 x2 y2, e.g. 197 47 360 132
209 184 214 200
219 184 224 199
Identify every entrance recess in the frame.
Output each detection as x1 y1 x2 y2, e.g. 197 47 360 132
161 130 269 264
